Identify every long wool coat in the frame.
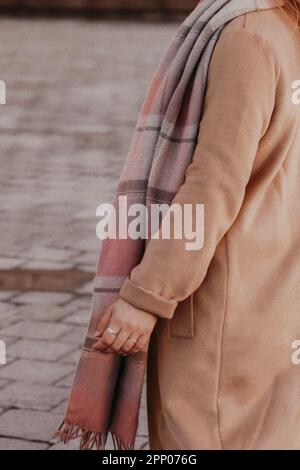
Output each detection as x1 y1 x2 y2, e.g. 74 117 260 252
119 4 300 450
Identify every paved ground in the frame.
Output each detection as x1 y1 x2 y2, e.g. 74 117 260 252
0 17 176 450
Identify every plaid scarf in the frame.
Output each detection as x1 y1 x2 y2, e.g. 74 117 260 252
56 0 281 451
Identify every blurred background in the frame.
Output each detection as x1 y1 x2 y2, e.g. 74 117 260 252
0 0 197 451
0 0 196 18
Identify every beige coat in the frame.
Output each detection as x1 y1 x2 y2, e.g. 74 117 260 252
120 3 300 450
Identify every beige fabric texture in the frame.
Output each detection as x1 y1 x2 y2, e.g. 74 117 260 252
120 3 300 450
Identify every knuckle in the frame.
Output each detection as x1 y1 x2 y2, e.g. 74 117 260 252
130 326 140 336
103 335 113 346
114 320 125 331
112 315 121 325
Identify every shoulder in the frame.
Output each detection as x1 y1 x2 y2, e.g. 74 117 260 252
210 9 285 81
217 10 276 55
206 10 284 101
216 6 296 69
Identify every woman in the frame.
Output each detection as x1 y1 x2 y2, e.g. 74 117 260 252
61 0 300 450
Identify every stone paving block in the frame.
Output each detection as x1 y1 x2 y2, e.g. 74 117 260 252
104 434 123 450
64 297 91 314
59 349 81 365
60 326 87 345
0 302 14 315
0 379 10 389
13 291 73 306
0 320 73 340
74 252 98 267
25 246 78 263
0 409 61 443
63 311 89 327
50 438 80 450
14 304 69 323
5 357 17 365
50 434 148 451
78 265 96 273
8 338 77 362
0 304 23 328
137 406 148 437
75 281 94 295
135 436 149 450
0 382 68 411
51 400 68 415
0 258 25 270
55 372 75 388
0 438 47 450
73 238 99 253
22 260 75 271
0 291 18 302
0 359 74 385
0 335 19 346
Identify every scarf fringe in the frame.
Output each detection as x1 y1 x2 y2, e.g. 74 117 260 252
55 423 134 451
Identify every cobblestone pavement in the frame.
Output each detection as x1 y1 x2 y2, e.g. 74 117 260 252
0 17 176 450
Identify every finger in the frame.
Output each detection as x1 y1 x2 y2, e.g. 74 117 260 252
101 346 114 354
92 327 120 351
101 347 127 356
95 307 113 337
121 335 141 354
127 336 149 355
106 336 148 356
109 330 131 353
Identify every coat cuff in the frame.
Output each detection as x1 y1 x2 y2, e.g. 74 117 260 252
119 278 178 319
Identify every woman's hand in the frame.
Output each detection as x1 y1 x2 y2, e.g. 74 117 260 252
92 298 157 355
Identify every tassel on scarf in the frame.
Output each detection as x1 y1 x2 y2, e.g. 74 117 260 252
55 423 134 451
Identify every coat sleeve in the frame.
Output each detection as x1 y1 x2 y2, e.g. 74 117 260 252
119 28 280 319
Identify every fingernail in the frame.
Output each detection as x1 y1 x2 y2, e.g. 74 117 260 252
94 331 101 337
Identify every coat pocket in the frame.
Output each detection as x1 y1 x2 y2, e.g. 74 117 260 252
169 293 194 339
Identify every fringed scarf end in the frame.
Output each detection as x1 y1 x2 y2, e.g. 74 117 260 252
111 431 135 451
55 423 134 451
